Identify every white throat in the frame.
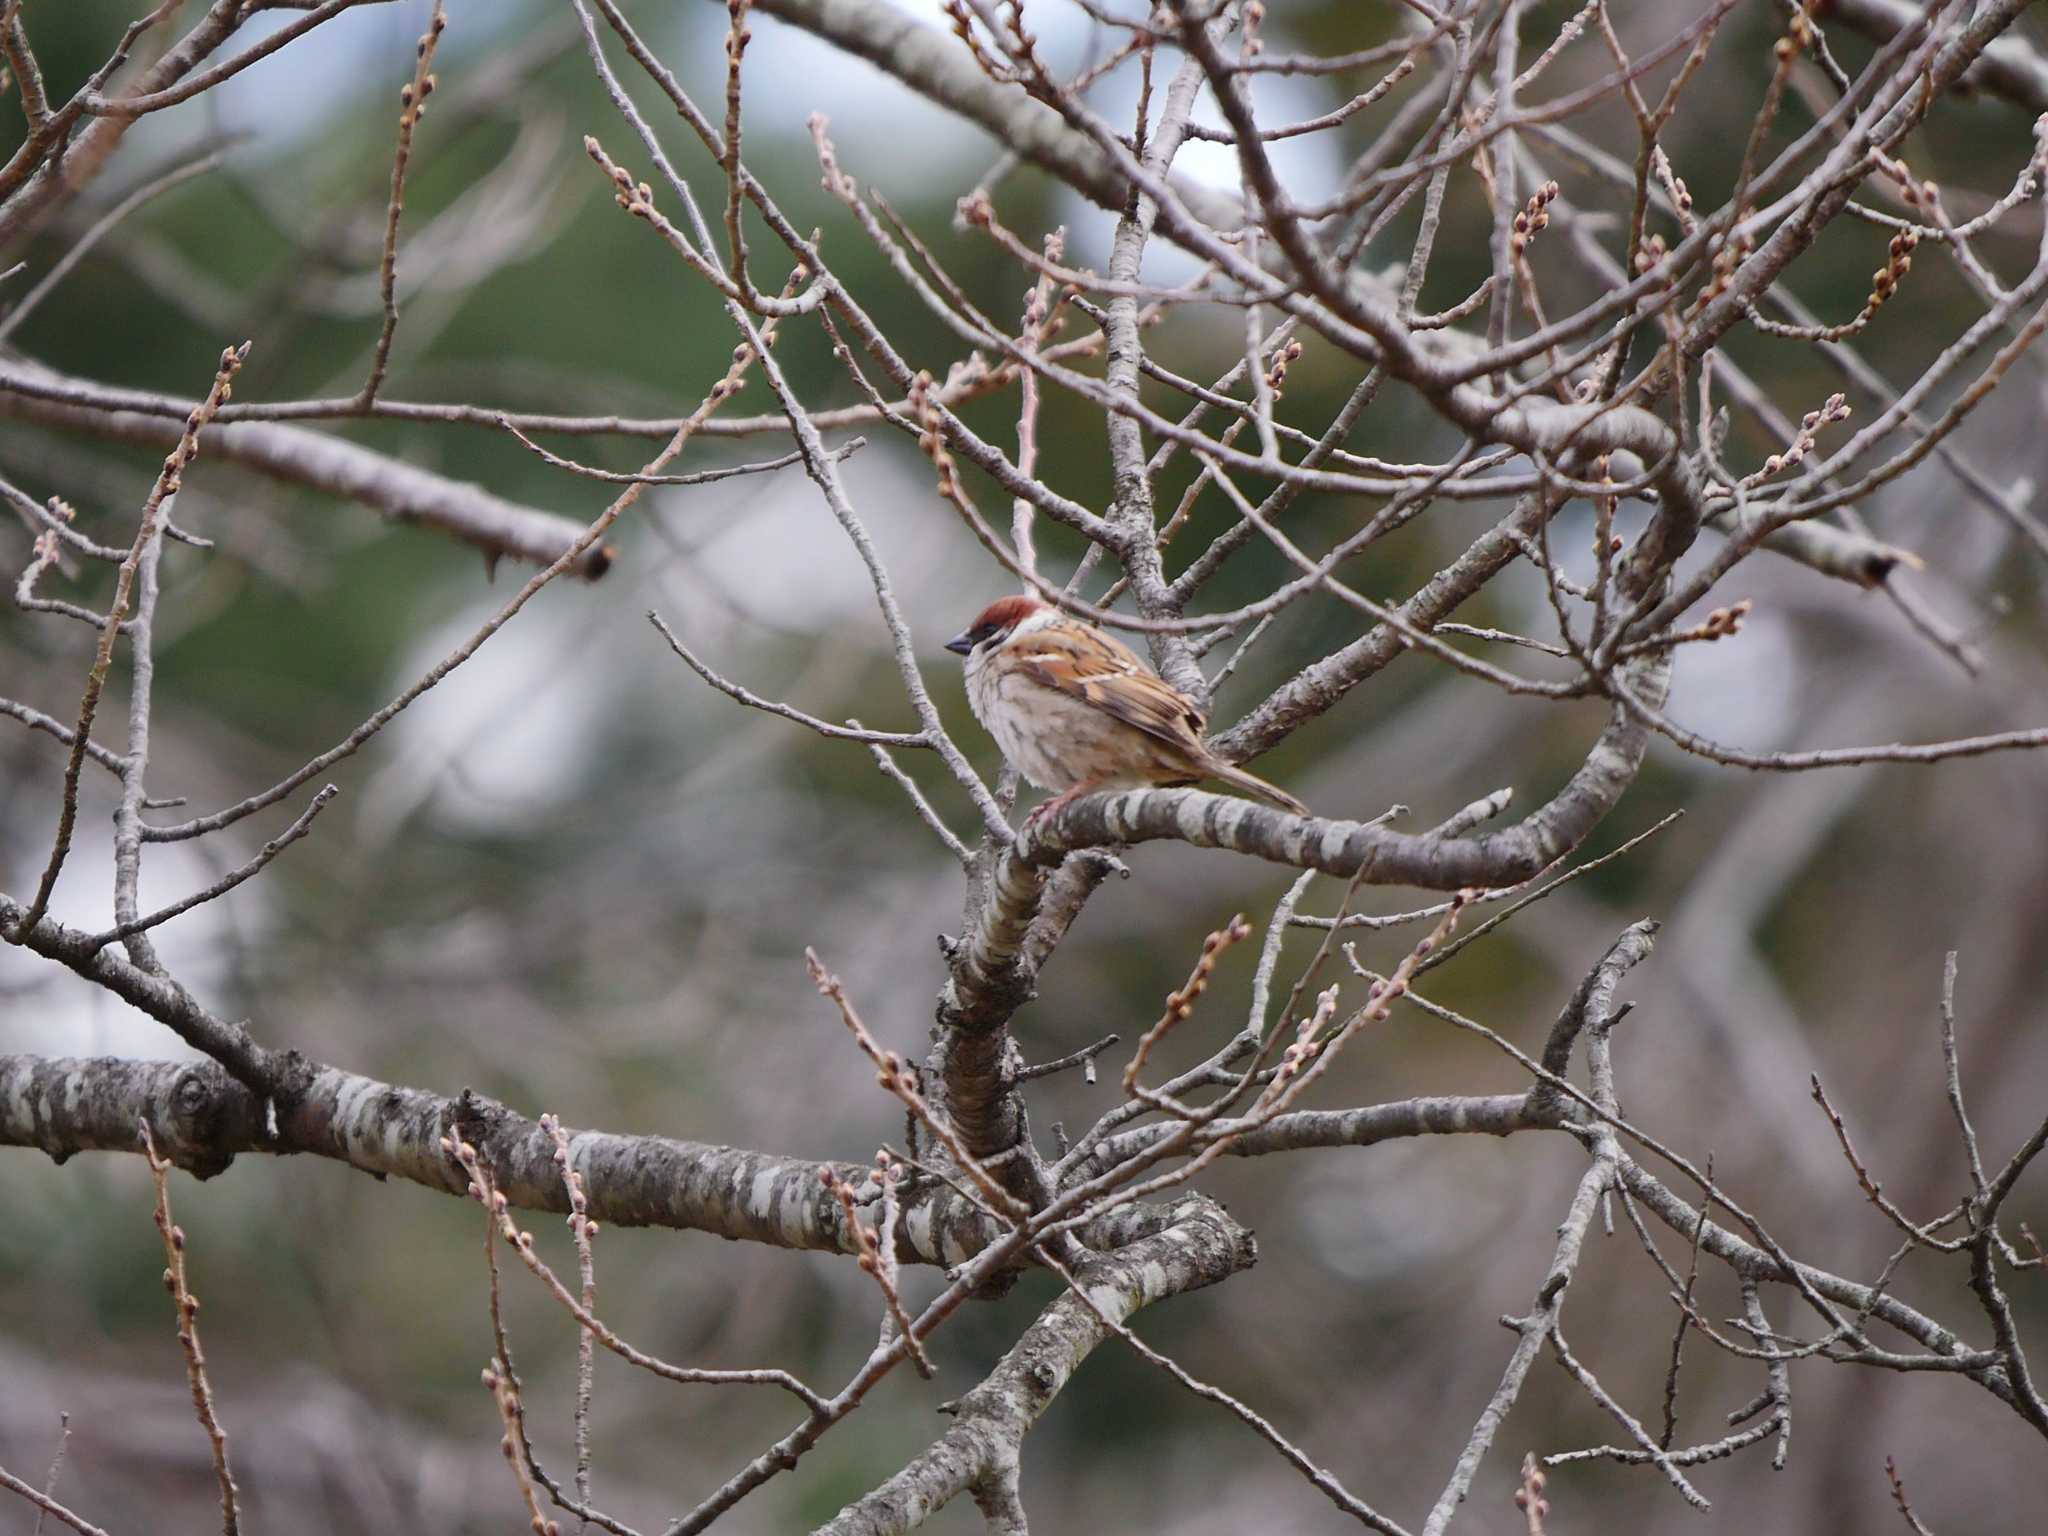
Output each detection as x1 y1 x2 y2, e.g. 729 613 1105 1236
963 607 1055 685
963 608 1050 731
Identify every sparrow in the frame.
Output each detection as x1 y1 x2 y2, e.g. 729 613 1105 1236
945 593 1308 821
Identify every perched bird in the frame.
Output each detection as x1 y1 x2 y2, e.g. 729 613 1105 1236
945 593 1308 821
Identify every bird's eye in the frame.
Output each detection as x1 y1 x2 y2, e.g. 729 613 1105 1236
970 623 996 644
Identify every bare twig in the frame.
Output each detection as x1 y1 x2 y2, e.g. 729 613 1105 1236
140 1119 240 1536
648 610 929 748
8 341 247 939
90 785 338 955
1886 1456 1938 1535
445 1132 827 1410
0 1466 109 1536
29 1411 70 1536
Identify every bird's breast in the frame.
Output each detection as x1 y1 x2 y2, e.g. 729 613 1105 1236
969 655 1177 794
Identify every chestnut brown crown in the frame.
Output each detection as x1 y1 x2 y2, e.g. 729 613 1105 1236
944 593 1046 656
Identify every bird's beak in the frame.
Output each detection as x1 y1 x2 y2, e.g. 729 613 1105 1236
944 630 976 656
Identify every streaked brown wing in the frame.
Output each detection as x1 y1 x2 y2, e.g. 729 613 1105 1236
1011 624 1208 752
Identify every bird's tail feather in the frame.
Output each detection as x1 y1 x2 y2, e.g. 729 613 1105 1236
1210 762 1308 817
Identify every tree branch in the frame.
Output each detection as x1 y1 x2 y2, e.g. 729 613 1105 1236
0 359 616 578
814 1196 1255 1534
0 1051 1178 1269
1023 661 1667 891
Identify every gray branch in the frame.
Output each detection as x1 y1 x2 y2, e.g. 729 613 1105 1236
0 1051 1173 1271
1022 660 1666 891
1821 0 2048 112
814 1196 1255 1535
0 359 614 578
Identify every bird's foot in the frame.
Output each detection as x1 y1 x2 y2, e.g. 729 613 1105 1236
1022 782 1097 835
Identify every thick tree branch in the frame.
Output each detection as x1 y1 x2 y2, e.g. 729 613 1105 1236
0 360 615 578
1023 661 1666 890
1074 1093 1542 1181
0 2 245 245
2 895 285 1095
735 0 1247 236
815 1195 1255 1534
0 1052 1177 1269
1820 0 2048 113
